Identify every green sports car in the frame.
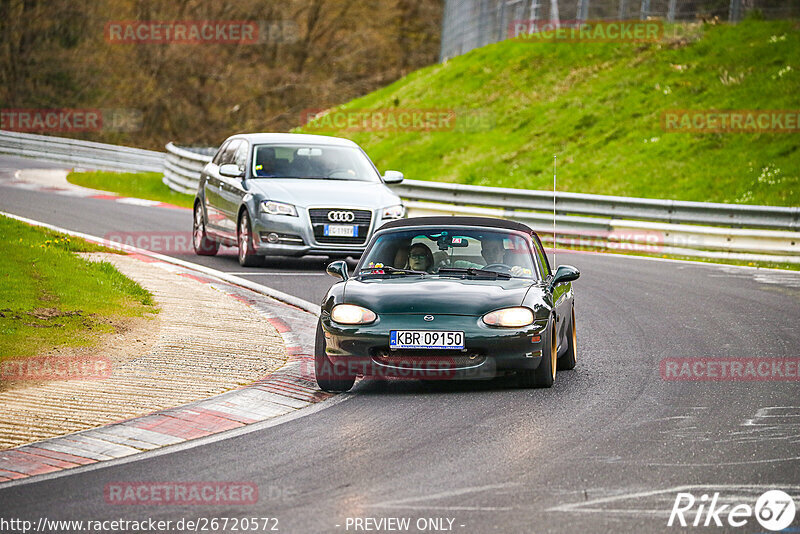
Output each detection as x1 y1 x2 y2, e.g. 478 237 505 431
315 216 580 392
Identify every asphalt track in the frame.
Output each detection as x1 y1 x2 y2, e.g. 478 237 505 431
1 155 799 533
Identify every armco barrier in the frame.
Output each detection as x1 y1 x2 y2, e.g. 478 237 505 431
159 142 799 262
160 142 799 232
163 142 214 195
0 130 163 173
405 201 800 263
1 130 797 263
392 180 800 231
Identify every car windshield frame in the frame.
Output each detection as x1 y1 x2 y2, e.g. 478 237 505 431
357 226 543 281
250 143 382 183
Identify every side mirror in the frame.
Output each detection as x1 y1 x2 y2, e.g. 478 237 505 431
326 260 349 281
219 163 244 178
383 170 404 184
549 265 580 291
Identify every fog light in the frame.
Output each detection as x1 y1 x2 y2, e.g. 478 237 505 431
266 232 279 244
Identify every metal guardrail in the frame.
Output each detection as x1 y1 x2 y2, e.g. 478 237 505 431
0 130 163 173
162 142 799 232
160 142 798 262
406 202 800 263
1 132 797 263
163 142 212 195
393 180 800 231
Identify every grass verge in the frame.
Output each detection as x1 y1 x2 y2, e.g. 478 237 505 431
0 215 157 360
297 19 800 207
67 170 194 208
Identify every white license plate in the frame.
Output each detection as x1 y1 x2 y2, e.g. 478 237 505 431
324 224 357 237
390 330 465 350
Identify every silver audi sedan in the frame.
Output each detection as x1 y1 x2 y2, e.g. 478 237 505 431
192 133 405 266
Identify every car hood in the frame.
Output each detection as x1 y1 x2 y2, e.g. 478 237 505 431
245 178 399 209
343 276 534 316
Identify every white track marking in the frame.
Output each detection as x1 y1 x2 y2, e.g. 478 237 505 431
368 483 520 511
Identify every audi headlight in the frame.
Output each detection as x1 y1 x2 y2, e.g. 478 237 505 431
382 204 405 220
331 304 377 325
261 201 298 216
482 307 534 328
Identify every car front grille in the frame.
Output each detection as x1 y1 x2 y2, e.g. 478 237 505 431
372 350 486 370
309 208 371 245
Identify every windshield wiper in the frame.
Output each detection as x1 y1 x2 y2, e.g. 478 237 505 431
437 267 512 280
358 266 427 277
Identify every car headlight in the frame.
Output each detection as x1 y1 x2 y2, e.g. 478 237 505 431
261 200 298 216
331 304 377 325
382 204 405 219
482 307 534 328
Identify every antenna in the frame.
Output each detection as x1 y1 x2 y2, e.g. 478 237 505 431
553 155 557 268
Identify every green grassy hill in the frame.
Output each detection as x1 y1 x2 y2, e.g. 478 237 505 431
298 20 799 206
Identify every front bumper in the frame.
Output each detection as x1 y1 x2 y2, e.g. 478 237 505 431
251 207 397 257
321 313 548 380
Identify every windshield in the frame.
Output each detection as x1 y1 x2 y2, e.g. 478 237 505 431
359 228 540 279
251 144 380 182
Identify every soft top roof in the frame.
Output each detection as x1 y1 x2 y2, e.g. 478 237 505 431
379 216 536 235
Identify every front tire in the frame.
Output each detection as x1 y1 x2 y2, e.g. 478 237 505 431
237 210 261 267
193 202 219 256
315 319 355 392
519 318 557 388
557 308 577 370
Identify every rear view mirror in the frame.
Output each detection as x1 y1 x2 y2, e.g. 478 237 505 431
437 236 469 249
219 163 244 178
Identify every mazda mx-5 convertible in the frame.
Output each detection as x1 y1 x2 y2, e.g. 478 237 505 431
315 216 580 392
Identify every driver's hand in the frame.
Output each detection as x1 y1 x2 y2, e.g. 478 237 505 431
510 265 524 276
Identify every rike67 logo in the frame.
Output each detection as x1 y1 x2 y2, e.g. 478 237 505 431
668 489 796 531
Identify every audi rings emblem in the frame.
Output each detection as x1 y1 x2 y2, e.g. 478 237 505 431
424 315 435 322
328 210 355 223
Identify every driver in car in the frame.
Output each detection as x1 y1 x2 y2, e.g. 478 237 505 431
444 236 525 276
254 147 280 177
407 243 435 273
